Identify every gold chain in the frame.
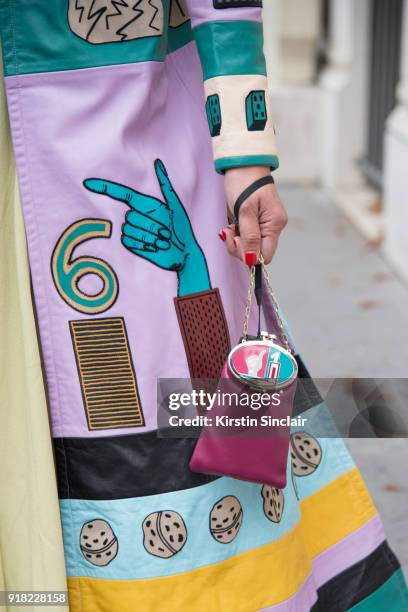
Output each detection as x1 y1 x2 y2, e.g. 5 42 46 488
242 255 292 354
259 256 292 353
243 264 256 338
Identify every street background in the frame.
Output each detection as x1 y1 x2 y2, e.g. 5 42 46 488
270 186 408 577
263 0 408 576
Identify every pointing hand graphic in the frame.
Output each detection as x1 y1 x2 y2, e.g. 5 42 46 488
84 159 210 296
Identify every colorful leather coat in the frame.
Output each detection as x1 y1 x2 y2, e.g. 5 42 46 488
1 1 407 610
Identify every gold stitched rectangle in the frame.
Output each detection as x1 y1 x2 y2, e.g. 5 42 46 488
70 318 144 431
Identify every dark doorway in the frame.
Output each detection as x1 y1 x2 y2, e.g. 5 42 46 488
361 0 403 187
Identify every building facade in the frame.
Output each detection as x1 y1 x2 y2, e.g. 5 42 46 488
263 0 408 281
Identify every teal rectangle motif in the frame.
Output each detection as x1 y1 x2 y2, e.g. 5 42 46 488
206 94 222 136
0 0 193 76
246 90 267 131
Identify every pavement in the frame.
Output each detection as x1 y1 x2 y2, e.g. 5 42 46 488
268 186 408 577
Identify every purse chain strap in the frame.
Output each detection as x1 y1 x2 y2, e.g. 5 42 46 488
242 255 292 354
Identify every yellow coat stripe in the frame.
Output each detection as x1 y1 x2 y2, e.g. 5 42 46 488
67 469 377 611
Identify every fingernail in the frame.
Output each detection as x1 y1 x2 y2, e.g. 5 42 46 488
83 178 101 192
245 252 258 266
156 159 167 175
159 228 171 239
156 239 170 250
218 230 226 242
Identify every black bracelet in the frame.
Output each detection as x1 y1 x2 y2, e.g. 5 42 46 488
233 175 274 232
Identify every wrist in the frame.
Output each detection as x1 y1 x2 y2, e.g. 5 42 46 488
224 166 271 182
177 247 211 297
224 166 274 214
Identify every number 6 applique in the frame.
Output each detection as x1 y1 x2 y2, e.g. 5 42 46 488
51 219 119 314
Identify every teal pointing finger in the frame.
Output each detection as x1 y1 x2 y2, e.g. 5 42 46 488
83 178 161 214
154 159 183 211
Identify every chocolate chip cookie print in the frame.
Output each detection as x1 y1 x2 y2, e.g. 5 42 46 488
209 496 243 543
290 432 322 477
142 510 187 558
261 486 284 523
80 519 118 566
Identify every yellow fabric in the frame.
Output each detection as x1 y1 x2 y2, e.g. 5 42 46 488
300 466 376 560
0 51 68 611
67 469 376 612
69 528 311 612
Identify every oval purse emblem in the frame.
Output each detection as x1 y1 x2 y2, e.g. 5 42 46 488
228 340 298 390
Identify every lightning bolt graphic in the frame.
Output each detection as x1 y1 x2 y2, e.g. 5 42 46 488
148 0 161 32
106 0 129 30
86 0 108 40
74 0 86 23
173 0 187 19
116 0 144 41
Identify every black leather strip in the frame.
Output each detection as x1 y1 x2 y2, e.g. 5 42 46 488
233 175 274 229
54 356 321 501
293 356 324 415
213 0 262 8
311 542 401 612
54 434 217 500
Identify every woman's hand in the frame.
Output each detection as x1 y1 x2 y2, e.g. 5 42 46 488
220 166 288 265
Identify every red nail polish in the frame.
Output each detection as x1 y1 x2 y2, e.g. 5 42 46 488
245 251 258 266
218 230 226 242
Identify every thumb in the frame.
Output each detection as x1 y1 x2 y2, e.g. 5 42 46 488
221 225 241 259
154 158 181 211
237 200 261 265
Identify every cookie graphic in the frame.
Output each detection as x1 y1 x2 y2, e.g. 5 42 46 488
142 510 187 558
80 519 118 566
209 495 243 543
290 432 322 477
261 486 284 523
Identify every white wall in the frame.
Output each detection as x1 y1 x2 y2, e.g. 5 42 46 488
263 0 370 189
319 0 370 193
384 0 408 282
263 0 322 184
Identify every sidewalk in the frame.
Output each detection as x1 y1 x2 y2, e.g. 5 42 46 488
269 186 408 576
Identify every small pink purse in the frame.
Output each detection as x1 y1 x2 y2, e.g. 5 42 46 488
189 364 297 488
190 255 298 488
